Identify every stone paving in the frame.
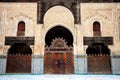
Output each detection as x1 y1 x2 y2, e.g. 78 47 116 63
0 74 120 80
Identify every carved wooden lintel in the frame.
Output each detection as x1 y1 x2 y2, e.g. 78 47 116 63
84 37 113 45
45 38 73 53
5 37 34 45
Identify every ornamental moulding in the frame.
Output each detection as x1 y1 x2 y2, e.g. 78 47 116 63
7 12 34 22
83 12 112 23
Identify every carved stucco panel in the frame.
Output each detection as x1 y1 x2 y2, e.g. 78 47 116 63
5 12 35 36
7 12 34 23
83 12 112 23
3 46 10 55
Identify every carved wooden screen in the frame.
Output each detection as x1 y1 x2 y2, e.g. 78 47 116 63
44 38 74 74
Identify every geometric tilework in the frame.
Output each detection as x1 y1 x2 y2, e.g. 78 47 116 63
74 55 87 74
0 58 7 74
111 56 120 74
31 58 44 74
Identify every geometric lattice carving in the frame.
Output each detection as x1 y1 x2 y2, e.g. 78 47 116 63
44 38 74 74
45 38 73 53
44 53 53 74
65 53 74 74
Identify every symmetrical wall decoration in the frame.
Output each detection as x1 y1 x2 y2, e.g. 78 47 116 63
83 12 112 23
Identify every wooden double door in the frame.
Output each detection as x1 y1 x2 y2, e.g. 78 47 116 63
53 53 65 74
86 43 112 74
6 55 31 73
87 55 111 74
44 52 74 74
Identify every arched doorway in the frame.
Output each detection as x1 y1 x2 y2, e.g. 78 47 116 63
6 43 32 73
86 43 112 74
44 26 74 74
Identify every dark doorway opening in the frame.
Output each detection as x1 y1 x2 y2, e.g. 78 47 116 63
86 43 110 55
6 43 32 73
45 26 73 46
8 43 32 55
86 43 112 74
44 26 74 74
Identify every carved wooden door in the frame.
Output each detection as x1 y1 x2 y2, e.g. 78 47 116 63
87 55 111 74
44 53 53 74
6 55 31 73
44 38 74 74
53 53 65 74
87 43 112 74
65 52 74 74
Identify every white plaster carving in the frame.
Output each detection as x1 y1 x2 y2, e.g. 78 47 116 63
3 46 10 55
83 12 112 23
7 12 34 23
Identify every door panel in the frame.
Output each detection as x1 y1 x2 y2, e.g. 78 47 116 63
6 55 31 73
87 43 111 74
65 53 74 74
53 53 65 74
44 38 74 74
44 52 74 74
87 55 111 74
44 53 53 74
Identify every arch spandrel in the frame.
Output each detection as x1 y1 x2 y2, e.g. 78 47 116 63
44 6 74 28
